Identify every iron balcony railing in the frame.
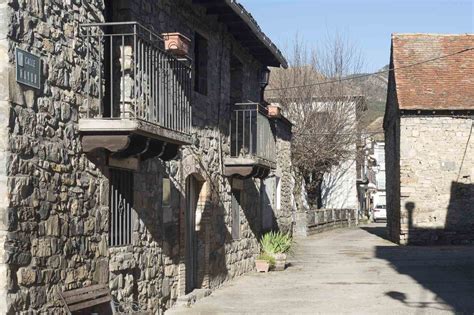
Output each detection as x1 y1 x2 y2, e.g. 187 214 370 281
230 103 276 164
80 22 191 135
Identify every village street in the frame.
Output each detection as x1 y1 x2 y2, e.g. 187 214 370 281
168 224 474 315
0 0 472 313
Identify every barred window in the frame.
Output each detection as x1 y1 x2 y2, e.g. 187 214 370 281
109 168 133 246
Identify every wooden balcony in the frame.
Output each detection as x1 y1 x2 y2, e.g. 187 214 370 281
225 103 276 179
79 22 192 161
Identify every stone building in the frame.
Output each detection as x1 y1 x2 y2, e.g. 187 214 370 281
384 34 474 245
0 0 293 313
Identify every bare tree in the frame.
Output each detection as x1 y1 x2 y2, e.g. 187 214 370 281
267 32 366 206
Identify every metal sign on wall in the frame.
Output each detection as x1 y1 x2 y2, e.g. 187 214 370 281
16 48 41 89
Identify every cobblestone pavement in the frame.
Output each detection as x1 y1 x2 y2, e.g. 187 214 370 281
167 223 474 314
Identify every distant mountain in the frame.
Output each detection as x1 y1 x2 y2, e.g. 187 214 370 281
345 65 389 126
267 65 389 126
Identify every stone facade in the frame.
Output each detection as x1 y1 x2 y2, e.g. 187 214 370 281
385 34 474 245
1 0 109 313
0 0 293 313
386 115 474 245
260 117 295 234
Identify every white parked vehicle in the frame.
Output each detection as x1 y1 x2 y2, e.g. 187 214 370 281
373 205 387 222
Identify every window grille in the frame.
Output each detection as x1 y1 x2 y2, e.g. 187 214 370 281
109 169 133 246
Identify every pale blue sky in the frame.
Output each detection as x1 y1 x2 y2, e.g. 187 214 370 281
240 0 474 72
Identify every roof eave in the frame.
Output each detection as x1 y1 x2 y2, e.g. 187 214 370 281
224 0 288 68
193 0 288 69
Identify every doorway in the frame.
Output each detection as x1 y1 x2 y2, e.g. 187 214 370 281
185 175 203 293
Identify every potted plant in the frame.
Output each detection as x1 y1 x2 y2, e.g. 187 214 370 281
255 253 275 273
260 231 293 271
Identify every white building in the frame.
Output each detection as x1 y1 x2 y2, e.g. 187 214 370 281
319 96 365 210
357 117 386 218
372 141 386 207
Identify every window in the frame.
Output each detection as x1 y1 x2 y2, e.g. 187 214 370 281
109 169 133 246
194 32 208 95
231 190 241 240
230 55 243 103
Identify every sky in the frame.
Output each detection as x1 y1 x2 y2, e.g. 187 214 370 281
239 0 474 72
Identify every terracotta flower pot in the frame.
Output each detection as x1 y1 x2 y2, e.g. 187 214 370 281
255 259 270 273
162 32 191 58
272 253 287 271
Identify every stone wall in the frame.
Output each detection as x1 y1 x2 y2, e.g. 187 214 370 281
0 0 294 313
105 0 272 310
272 118 295 233
1 0 110 313
397 116 474 245
0 0 10 313
294 208 358 237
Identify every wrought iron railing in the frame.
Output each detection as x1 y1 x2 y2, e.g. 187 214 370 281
230 103 276 164
80 22 191 135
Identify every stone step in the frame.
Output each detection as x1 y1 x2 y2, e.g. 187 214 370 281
166 289 212 314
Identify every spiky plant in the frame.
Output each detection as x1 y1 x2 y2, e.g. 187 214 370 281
260 231 293 254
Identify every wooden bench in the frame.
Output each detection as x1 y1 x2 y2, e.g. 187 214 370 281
59 284 112 314
60 284 150 314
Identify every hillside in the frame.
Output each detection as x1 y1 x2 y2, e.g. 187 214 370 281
267 65 389 127
346 65 389 126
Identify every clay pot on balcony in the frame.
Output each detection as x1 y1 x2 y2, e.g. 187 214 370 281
162 32 191 58
267 103 282 118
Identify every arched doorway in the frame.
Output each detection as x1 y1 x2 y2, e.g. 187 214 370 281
184 175 209 293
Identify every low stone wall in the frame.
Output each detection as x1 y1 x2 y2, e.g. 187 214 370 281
295 208 358 237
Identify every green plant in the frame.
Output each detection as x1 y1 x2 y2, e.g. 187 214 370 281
257 252 275 266
260 231 293 255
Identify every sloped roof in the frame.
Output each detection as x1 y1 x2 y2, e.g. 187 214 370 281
193 0 287 68
391 34 474 110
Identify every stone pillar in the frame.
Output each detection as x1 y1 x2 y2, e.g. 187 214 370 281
0 1 9 313
294 211 309 237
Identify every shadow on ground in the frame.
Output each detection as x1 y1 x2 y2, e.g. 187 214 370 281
359 225 391 242
360 225 474 314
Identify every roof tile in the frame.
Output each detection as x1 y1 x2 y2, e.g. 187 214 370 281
392 34 474 110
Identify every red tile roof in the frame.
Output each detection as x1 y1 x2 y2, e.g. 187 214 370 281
392 34 474 110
